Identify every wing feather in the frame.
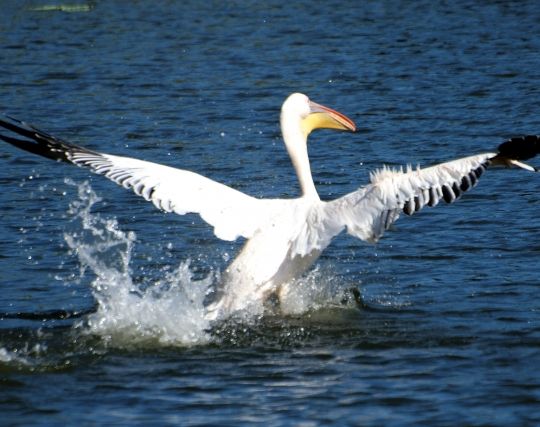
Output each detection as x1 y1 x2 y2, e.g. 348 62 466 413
322 153 496 243
0 116 281 241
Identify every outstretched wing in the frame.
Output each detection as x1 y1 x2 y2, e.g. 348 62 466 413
322 136 540 244
0 116 282 241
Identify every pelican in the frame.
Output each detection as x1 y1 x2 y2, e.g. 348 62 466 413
0 93 538 320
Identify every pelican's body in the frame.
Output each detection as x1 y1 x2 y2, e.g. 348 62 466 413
0 93 538 321
207 94 357 317
212 198 323 317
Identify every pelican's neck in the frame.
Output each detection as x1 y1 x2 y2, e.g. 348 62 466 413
281 115 319 199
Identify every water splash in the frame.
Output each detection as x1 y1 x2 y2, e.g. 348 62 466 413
59 180 361 348
63 180 212 347
0 347 31 365
279 265 359 316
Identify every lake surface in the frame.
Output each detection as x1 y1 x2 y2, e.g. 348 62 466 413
1 1 540 425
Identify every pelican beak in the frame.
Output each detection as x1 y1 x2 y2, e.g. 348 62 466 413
302 100 356 136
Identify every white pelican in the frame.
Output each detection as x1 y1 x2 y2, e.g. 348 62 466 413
0 93 538 320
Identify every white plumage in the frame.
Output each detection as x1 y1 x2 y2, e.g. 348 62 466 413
0 93 538 320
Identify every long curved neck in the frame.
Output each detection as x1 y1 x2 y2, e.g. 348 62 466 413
281 116 319 199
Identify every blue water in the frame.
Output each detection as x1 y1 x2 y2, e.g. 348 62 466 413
2 0 540 425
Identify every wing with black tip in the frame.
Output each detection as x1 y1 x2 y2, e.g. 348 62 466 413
322 136 540 243
0 116 285 241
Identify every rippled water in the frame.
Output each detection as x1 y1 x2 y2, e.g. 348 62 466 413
2 1 540 425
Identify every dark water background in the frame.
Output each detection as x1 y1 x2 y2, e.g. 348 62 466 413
1 1 540 425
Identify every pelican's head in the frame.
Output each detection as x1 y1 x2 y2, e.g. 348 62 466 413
281 93 356 139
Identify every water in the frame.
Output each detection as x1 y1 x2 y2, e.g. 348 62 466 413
1 0 540 425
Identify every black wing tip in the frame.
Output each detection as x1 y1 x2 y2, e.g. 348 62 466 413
0 114 63 143
0 114 35 137
0 114 89 163
497 135 540 161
